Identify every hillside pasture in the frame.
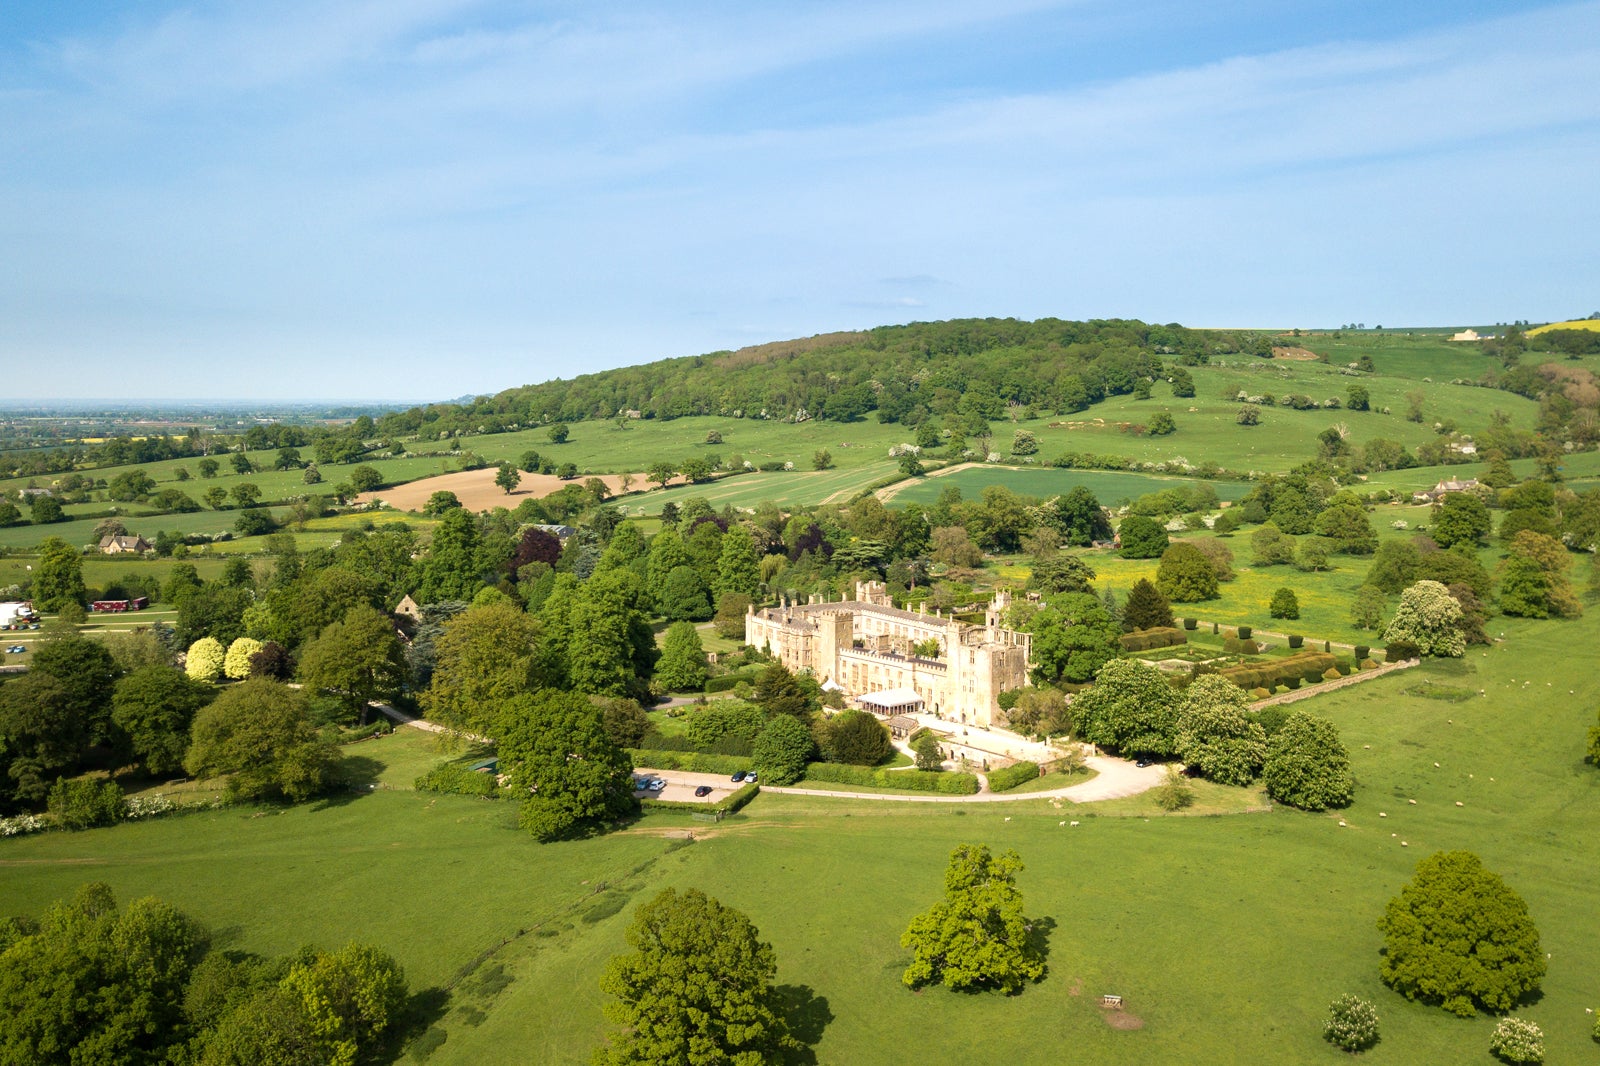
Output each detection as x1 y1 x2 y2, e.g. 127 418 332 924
888 466 1253 508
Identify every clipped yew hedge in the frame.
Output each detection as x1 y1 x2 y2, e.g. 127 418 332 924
986 761 1041 792
1219 651 1338 692
647 781 762 815
1119 627 1188 652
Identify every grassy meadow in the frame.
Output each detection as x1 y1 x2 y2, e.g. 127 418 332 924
5 611 1599 1065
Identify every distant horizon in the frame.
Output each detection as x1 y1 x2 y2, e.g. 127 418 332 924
0 316 1571 406
3 2 1595 401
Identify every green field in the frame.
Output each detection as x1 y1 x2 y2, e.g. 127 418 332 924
889 467 1253 508
5 612 1598 1065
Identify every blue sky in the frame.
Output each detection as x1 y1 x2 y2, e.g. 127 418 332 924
2 1 1597 401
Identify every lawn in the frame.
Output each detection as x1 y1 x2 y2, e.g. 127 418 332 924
5 611 1599 1065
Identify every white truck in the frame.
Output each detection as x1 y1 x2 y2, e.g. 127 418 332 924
0 601 40 629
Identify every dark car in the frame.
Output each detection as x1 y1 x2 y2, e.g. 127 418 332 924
693 785 713 798
1135 758 1152 768
730 770 746 783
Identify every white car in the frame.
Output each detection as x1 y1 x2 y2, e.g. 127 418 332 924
647 777 667 791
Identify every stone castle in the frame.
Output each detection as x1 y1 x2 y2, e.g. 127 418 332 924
744 581 1030 728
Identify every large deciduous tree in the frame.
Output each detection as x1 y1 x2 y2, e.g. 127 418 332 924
422 602 549 736
498 690 637 841
1118 515 1168 559
1156 542 1218 602
654 621 707 692
297 605 408 725
752 714 815 785
32 536 85 612
595 888 800 1066
1378 850 1545 1017
713 524 761 600
1174 676 1266 786
1026 593 1120 685
1262 711 1353 810
0 672 84 807
0 883 206 1066
1382 579 1466 657
1430 492 1491 550
1498 530 1582 619
900 843 1046 994
112 666 215 776
183 679 341 803
1073 657 1180 756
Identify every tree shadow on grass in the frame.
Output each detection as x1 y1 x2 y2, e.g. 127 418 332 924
388 986 451 1062
309 753 387 810
1028 914 1058 970
774 983 833 1066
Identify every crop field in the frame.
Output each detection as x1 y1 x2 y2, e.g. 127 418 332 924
1528 318 1600 335
5 612 1598 1065
622 462 902 516
888 466 1253 508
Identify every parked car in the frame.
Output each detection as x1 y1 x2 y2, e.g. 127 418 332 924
1135 758 1152 768
6 645 26 654
693 785 713 798
647 777 667 791
730 770 746 783
745 772 758 783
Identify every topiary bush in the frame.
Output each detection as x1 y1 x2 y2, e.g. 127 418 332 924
1489 1017 1544 1064
1354 645 1370 661
1288 634 1304 649
1323 993 1380 1053
1237 625 1252 640
1182 617 1198 630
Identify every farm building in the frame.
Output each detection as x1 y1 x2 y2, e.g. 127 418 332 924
745 581 1029 728
98 534 151 554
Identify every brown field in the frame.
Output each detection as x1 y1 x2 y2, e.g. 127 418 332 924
358 468 645 513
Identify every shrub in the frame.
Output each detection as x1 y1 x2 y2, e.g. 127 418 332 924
1288 634 1304 649
1354 645 1370 660
1237 625 1252 639
1238 639 1260 655
1488 1017 1544 1064
1223 637 1243 655
415 764 502 798
1385 639 1420 662
47 778 125 830
1323 994 1380 1053
986 762 1041 792
1152 767 1194 811
1182 617 1197 630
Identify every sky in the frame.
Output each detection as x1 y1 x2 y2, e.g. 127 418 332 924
2 1 1598 402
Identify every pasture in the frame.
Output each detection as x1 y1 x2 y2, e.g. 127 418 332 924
888 466 1253 508
5 612 1598 1065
